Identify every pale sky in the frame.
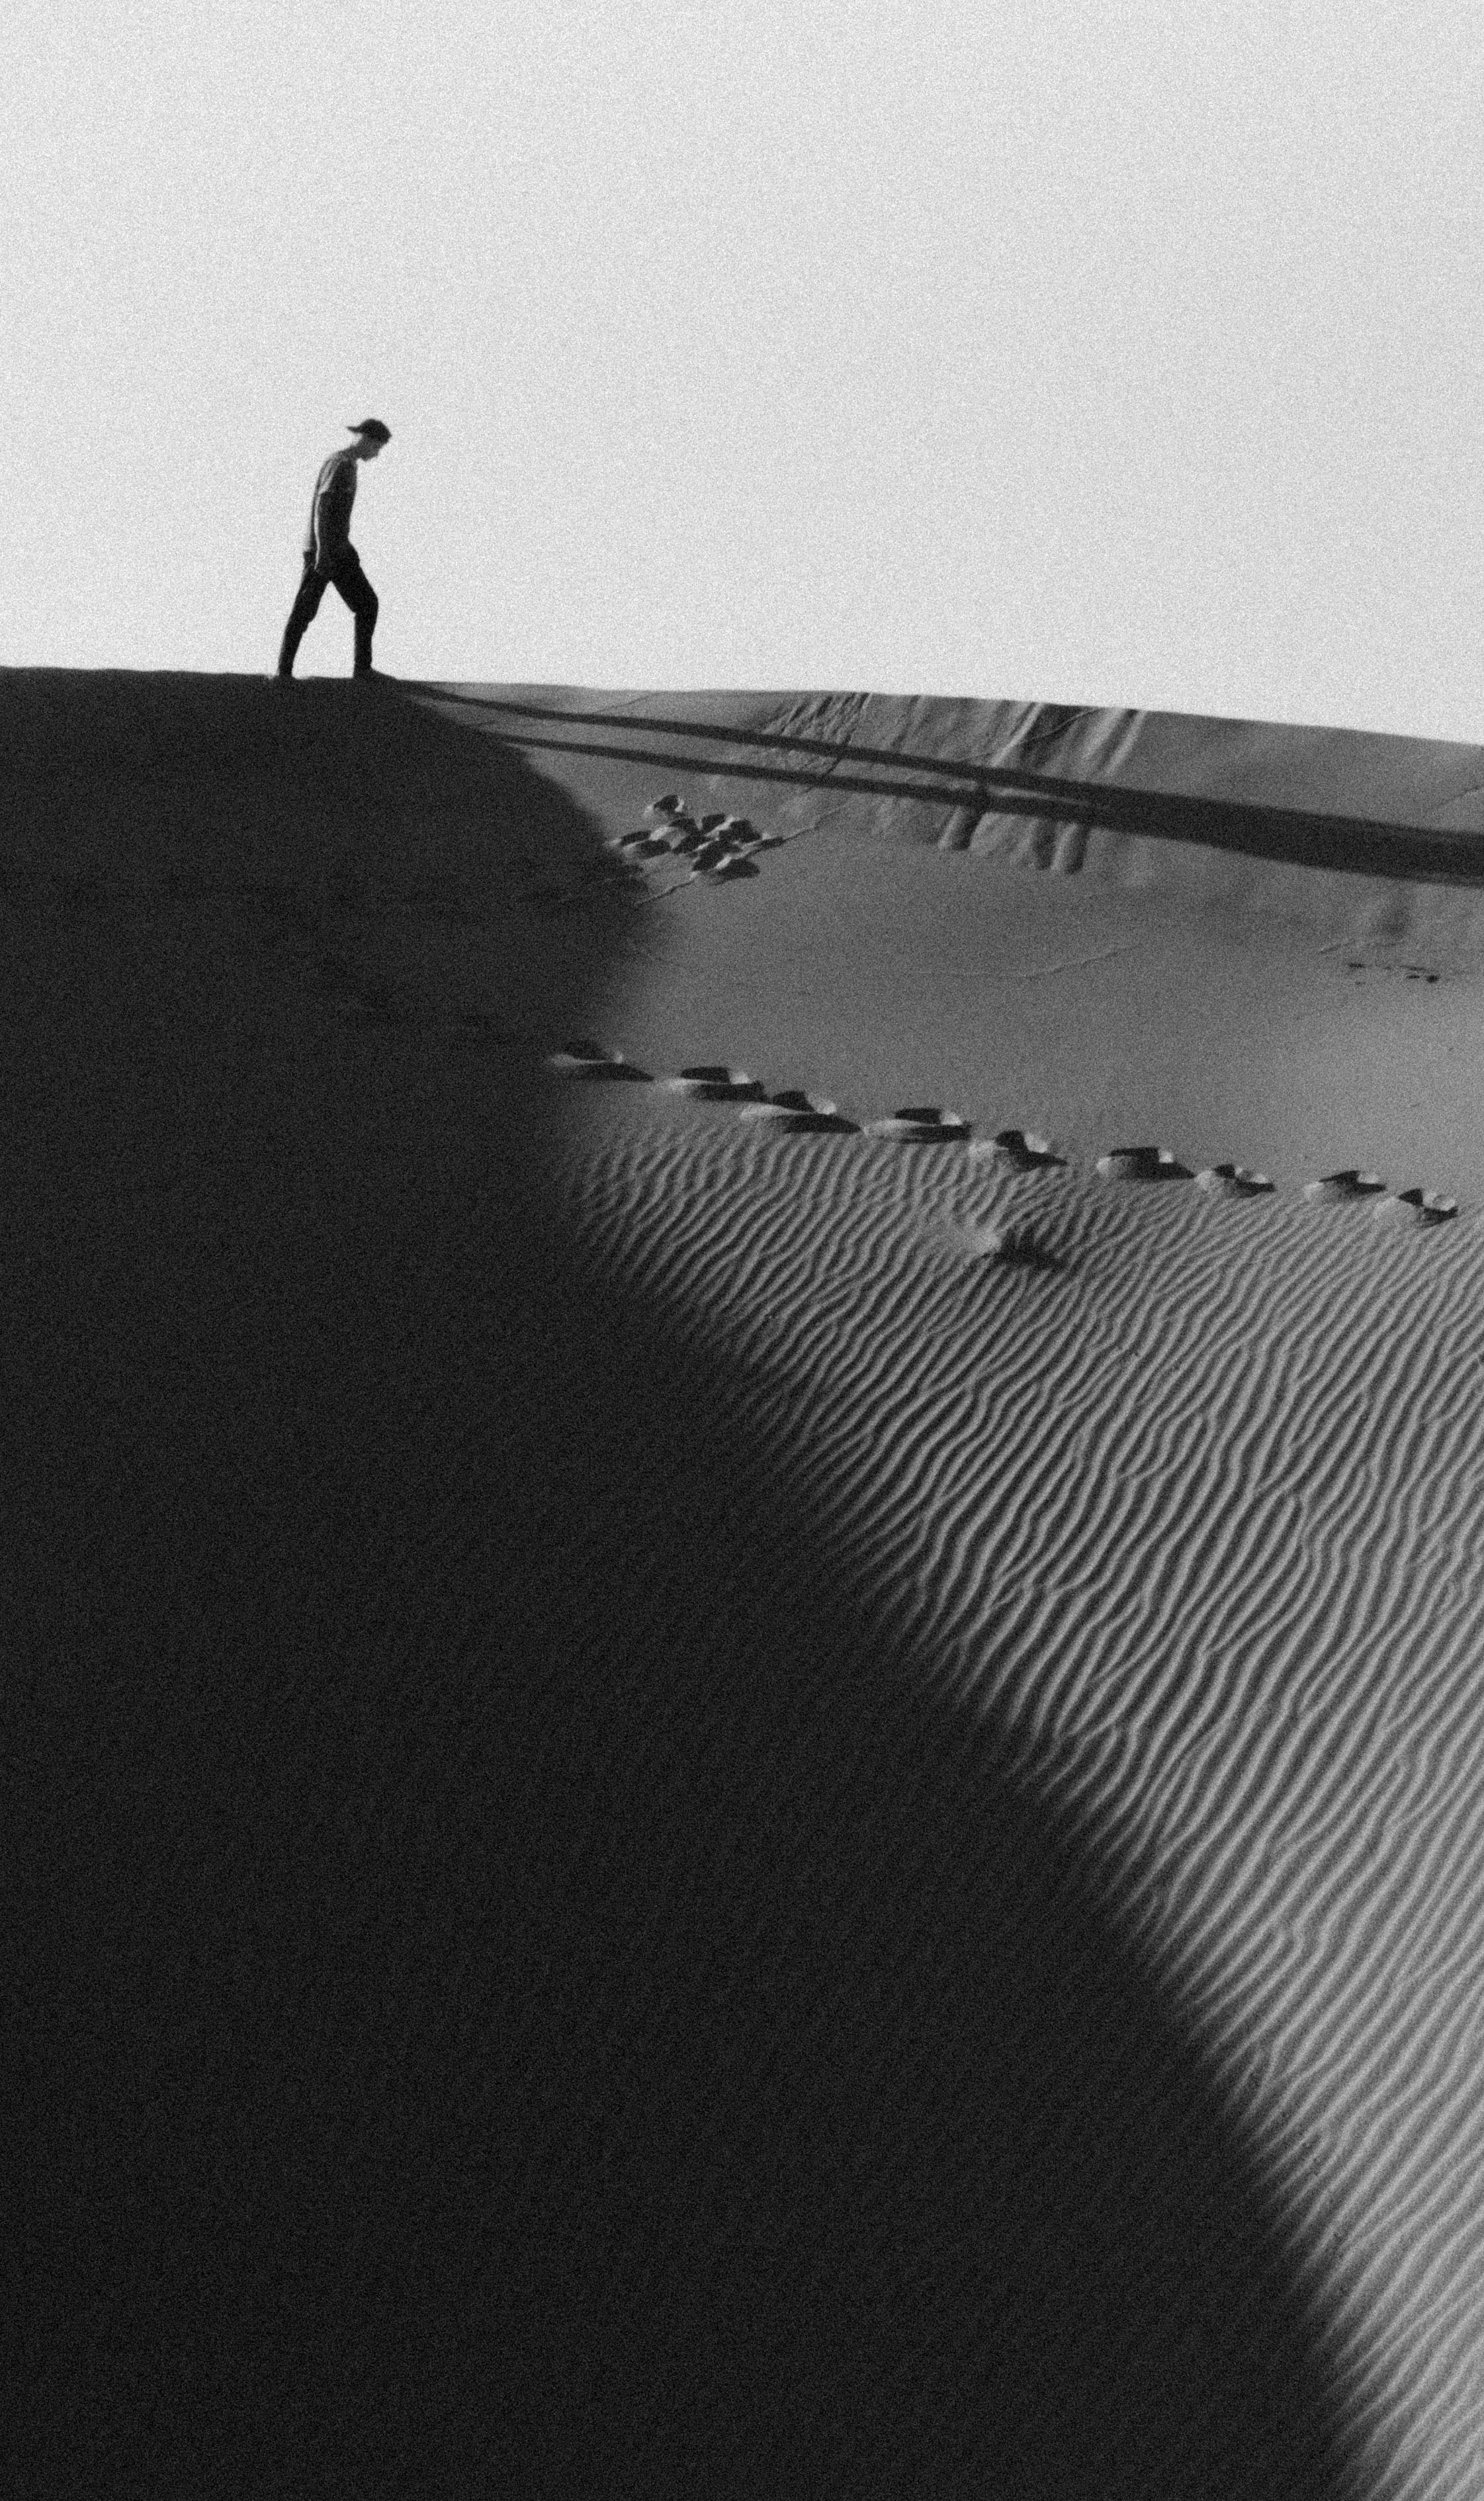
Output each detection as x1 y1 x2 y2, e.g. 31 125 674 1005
7 1 1484 737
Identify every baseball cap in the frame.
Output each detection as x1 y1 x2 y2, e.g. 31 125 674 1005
348 418 391 443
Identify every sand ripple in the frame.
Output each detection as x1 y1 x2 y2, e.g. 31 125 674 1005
552 1107 1484 2498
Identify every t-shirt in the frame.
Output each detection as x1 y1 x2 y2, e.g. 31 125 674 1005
304 450 357 564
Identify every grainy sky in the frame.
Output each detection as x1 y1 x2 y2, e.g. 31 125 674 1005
8 1 1484 735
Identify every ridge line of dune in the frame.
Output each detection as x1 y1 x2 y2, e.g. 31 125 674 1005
418 688 1484 882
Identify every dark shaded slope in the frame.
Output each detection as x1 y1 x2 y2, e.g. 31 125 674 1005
0 667 640 1038
2 673 1362 2496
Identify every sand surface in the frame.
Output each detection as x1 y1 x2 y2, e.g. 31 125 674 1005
9 668 1484 2494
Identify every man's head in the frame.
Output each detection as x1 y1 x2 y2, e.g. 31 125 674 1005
348 418 390 461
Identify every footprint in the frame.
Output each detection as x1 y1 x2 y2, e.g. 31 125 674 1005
1344 959 1440 983
740 1090 859 1134
660 1065 767 1101
865 1108 973 1144
1373 1187 1458 1226
645 797 777 878
545 1042 653 1081
1196 1163 1276 1199
971 1127 1066 1171
1096 1146 1193 1182
1302 1169 1386 1203
740 1089 834 1117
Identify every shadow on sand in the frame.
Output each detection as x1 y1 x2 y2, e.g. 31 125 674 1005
423 683 1484 886
4 674 1363 2496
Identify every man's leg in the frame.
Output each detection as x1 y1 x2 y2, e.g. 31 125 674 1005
277 558 327 677
330 550 380 677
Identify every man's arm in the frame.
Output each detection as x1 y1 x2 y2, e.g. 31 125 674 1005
311 456 356 571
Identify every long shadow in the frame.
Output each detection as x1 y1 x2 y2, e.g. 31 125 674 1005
415 682 1484 886
4 673 1365 2495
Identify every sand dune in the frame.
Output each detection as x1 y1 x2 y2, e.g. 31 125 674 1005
9 667 1484 2493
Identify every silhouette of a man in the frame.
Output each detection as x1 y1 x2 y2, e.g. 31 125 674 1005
277 420 390 679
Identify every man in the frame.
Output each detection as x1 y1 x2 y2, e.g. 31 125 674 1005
277 419 390 679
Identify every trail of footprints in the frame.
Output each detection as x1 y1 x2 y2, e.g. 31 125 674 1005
545 1043 1461 1230
576 790 1460 1222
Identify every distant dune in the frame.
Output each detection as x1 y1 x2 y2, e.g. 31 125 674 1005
9 669 1484 2494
